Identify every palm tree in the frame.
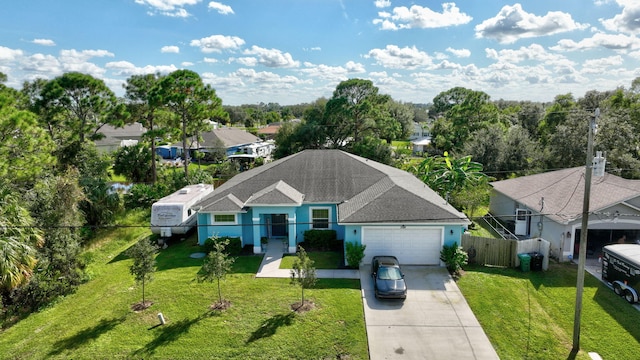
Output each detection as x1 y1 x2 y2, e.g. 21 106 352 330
0 186 42 290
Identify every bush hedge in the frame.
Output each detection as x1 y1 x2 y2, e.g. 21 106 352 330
203 236 242 256
302 230 340 251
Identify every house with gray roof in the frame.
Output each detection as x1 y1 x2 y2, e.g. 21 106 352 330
95 123 146 153
490 167 640 261
194 149 469 265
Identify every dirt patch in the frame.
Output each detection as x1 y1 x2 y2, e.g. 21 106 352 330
290 300 316 313
210 299 231 311
131 301 153 312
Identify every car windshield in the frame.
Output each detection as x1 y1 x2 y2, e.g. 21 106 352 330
378 267 402 280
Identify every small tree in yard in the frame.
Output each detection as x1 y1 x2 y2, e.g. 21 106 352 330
440 243 468 279
290 246 317 311
127 238 158 310
197 238 235 310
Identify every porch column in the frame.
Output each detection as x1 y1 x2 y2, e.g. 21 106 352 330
252 216 261 254
287 214 297 253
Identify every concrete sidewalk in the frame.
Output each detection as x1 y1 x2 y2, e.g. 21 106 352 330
255 240 360 279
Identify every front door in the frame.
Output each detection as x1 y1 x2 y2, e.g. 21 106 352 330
515 209 530 236
270 214 288 237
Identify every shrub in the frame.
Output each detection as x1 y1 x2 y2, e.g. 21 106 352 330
345 242 366 269
440 243 468 278
204 236 242 256
303 230 338 251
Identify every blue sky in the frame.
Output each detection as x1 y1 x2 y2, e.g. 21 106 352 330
1 1 639 105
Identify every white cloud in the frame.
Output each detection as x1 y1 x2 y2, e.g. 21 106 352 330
550 32 640 51
485 44 566 64
134 0 200 17
232 68 307 88
32 39 55 46
601 0 640 35
369 71 388 77
299 62 350 82
365 45 433 69
0 46 24 60
233 57 258 67
208 1 233 15
59 49 114 64
181 61 194 66
475 4 587 44
20 53 60 75
374 0 391 8
105 61 178 76
203 57 218 63
446 47 470 58
243 46 299 68
373 3 472 30
345 61 366 73
582 55 624 73
161 45 180 53
190 35 245 53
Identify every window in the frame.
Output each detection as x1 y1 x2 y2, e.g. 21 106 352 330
311 208 330 229
213 214 236 223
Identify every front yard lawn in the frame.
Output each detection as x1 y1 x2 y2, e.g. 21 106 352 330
457 263 640 360
279 251 343 269
0 230 368 359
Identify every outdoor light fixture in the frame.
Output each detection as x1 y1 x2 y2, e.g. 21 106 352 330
400 225 406 229
450 229 454 235
353 229 357 235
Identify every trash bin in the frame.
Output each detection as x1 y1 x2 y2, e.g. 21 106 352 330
530 252 544 271
518 253 531 272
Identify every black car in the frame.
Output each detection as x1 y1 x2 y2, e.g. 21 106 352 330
371 256 407 299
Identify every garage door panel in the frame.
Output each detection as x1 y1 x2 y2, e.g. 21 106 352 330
362 227 442 265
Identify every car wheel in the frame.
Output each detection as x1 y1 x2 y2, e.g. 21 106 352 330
613 283 623 296
624 289 636 304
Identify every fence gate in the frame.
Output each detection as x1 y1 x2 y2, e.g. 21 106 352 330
462 234 517 268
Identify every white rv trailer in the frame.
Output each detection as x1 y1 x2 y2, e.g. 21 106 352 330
151 184 214 238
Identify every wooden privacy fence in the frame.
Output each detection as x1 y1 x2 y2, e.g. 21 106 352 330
462 234 517 268
461 234 551 270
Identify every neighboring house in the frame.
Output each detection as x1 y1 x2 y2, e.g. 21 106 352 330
257 123 281 140
409 122 425 140
490 167 640 261
95 123 146 153
411 136 432 154
161 127 269 162
197 127 262 156
193 149 470 265
257 119 301 140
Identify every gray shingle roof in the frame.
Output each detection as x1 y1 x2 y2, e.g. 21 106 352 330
245 180 304 206
196 149 468 224
199 128 260 148
491 167 640 223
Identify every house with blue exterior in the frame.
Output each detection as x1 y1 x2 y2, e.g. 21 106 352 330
194 150 469 265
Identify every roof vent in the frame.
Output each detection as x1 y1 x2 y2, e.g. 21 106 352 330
179 188 190 194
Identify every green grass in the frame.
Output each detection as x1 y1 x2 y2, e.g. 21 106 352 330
279 251 343 269
457 263 640 360
0 223 367 359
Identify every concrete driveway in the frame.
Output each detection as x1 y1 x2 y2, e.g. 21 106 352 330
361 265 499 360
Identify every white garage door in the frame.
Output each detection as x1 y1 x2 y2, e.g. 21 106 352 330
362 227 443 265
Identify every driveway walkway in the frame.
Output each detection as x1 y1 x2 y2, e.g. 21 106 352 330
255 240 360 279
255 242 498 359
361 265 499 360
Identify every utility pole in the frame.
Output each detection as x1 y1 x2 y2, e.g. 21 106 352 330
572 108 600 351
